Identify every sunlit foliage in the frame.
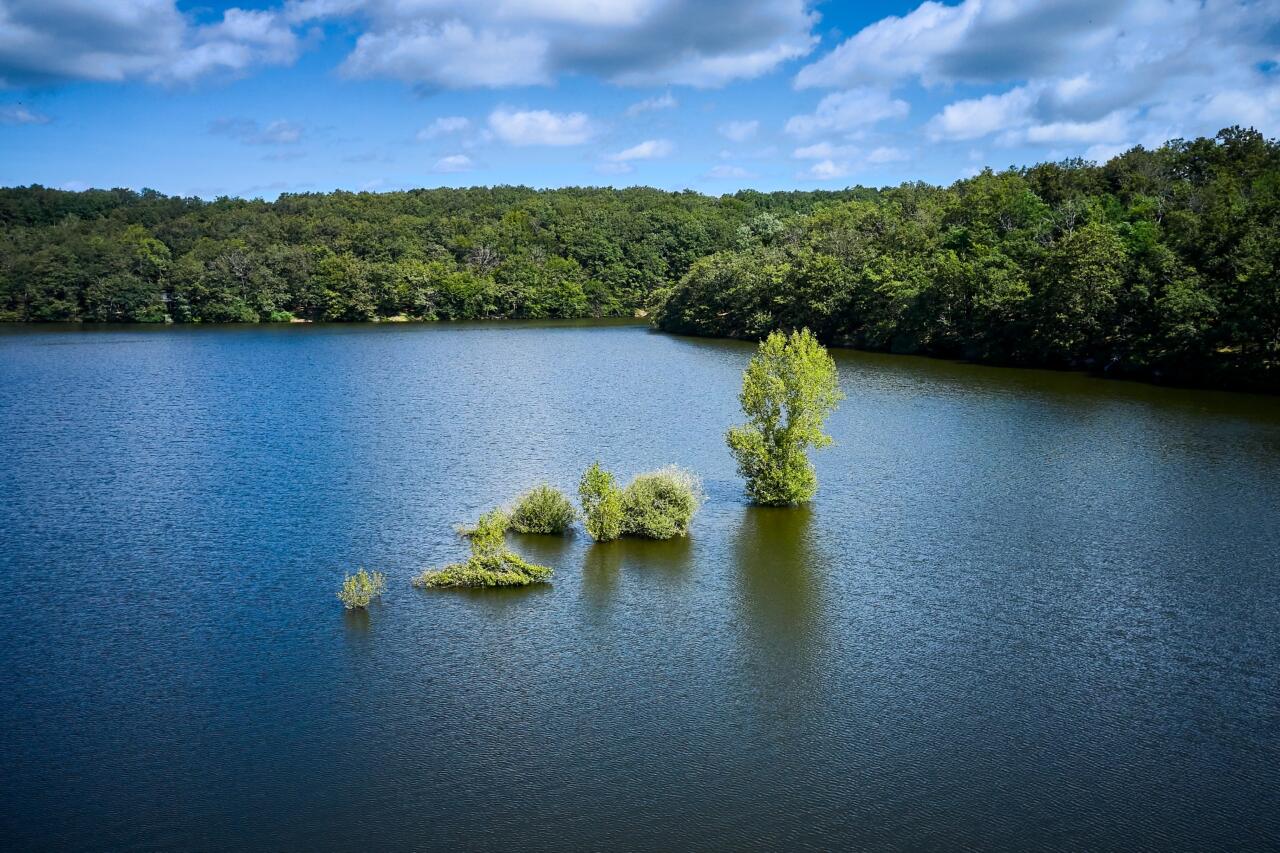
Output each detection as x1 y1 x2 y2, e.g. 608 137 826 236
727 329 842 506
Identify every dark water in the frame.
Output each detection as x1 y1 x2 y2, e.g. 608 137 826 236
2 321 1279 852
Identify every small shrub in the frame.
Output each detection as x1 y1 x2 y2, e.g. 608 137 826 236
455 509 509 556
579 462 624 542
509 485 576 534
337 568 386 609
413 552 553 589
420 507 553 588
620 465 704 539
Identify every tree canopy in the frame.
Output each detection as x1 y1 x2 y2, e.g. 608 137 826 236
1 127 1276 390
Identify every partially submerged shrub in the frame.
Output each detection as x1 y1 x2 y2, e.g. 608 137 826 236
579 462 624 542
337 568 387 609
455 509 509 555
509 485 576 534
413 552 553 589
419 507 553 589
579 462 704 541
620 465 704 539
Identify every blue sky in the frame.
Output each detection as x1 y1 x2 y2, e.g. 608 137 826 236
1 0 1277 198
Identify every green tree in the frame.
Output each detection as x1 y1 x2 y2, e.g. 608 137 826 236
578 462 624 541
727 329 843 506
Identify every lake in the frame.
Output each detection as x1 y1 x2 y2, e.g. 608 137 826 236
2 321 1278 851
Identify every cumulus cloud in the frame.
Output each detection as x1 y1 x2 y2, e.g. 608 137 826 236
432 153 473 172
341 22 549 88
718 120 760 142
488 108 595 146
785 88 909 137
625 92 677 116
800 159 851 181
0 1 300 86
0 103 49 124
291 0 819 89
606 139 674 161
926 86 1036 141
797 0 1280 150
793 142 912 176
210 117 305 145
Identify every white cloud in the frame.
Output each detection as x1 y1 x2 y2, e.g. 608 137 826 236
795 0 978 89
800 159 851 181
606 138 674 161
417 116 471 141
0 2 301 86
625 92 677 116
1022 110 1134 145
0 103 50 125
785 87 909 137
488 107 595 146
341 22 549 88
718 119 760 142
1199 87 1280 137
433 153 473 172
800 0 1280 156
926 86 1035 141
291 0 821 89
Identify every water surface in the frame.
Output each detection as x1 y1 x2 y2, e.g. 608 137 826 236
2 321 1278 851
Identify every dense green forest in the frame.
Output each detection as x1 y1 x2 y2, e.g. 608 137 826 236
2 127 1276 390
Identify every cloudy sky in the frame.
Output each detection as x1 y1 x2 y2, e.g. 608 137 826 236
1 0 1277 197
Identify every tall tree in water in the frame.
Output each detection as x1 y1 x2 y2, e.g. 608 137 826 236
727 329 843 506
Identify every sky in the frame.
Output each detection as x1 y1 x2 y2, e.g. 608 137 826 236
0 0 1278 198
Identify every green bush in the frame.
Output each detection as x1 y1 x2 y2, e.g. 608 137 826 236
579 462 704 541
419 507 553 588
455 509 509 555
337 568 387 609
413 552 553 589
579 462 624 542
619 465 704 539
509 484 576 534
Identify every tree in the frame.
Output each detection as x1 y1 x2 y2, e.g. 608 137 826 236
727 329 843 506
578 462 624 541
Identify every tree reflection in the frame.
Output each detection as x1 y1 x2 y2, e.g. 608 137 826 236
733 504 827 686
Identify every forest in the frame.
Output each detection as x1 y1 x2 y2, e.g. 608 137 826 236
1 127 1276 390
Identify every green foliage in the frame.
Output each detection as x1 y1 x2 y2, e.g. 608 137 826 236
579 462 624 542
509 485 576 534
418 507 552 588
3 128 1278 389
337 568 387 610
412 552 553 589
618 465 704 539
727 329 843 506
455 509 509 556
579 462 704 540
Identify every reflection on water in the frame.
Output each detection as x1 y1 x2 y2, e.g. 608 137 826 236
733 504 826 678
2 322 1278 852
580 535 695 608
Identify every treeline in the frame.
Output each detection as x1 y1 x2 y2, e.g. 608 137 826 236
0 127 1276 390
658 128 1279 391
0 184 868 324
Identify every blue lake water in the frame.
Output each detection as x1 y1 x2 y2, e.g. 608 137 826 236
1 321 1278 851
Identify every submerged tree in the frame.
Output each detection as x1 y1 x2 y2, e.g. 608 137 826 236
727 329 843 506
579 462 624 542
416 509 553 589
337 568 387 610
